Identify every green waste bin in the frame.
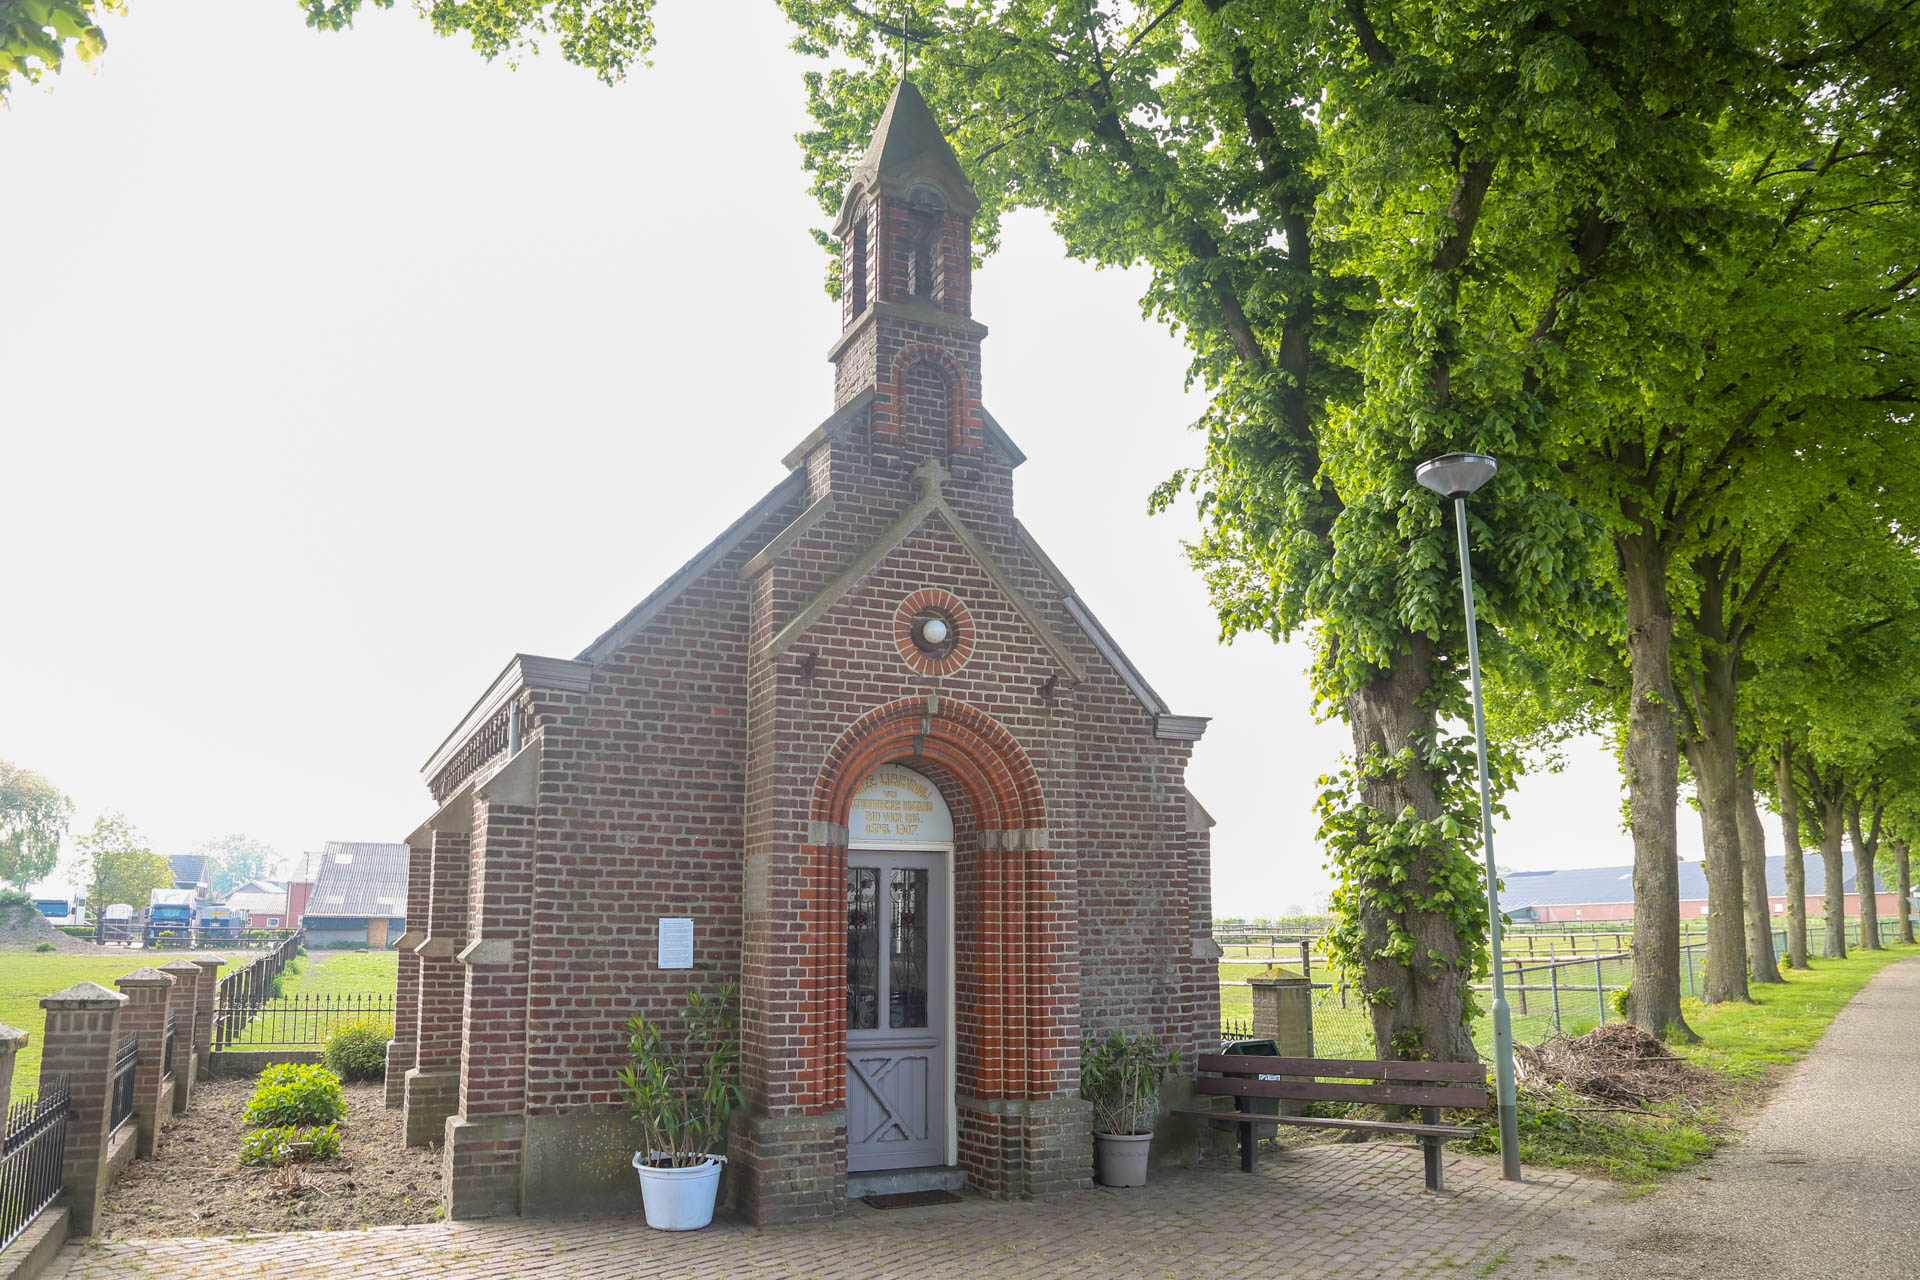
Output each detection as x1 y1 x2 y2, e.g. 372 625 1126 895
1222 1037 1282 1118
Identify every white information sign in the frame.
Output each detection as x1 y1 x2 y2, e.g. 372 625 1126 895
657 917 694 970
849 765 954 846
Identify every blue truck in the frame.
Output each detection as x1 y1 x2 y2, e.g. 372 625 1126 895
144 888 198 947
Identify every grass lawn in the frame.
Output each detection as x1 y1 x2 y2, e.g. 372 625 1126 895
0 949 264 1090
1476 942 1920 1183
287 949 398 997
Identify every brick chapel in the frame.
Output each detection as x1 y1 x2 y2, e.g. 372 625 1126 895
390 81 1217 1225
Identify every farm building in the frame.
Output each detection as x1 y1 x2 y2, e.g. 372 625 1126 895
1498 853 1914 923
225 878 291 928
393 82 1216 1227
167 853 210 898
302 842 408 948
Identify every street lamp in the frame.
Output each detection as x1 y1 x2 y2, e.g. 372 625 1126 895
1415 451 1522 1183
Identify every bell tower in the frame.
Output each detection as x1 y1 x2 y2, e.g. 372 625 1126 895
828 80 988 466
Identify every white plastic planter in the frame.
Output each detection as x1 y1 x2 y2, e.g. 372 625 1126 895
632 1152 726 1230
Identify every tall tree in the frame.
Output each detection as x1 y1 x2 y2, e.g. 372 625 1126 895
72 813 173 916
190 833 280 897
781 0 1756 1060
0 761 75 889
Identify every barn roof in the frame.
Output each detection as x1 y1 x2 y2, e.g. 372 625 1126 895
1497 852 1887 911
306 842 409 920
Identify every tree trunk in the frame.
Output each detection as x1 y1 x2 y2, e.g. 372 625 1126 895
1820 797 1847 960
1736 760 1783 982
1774 746 1810 969
1344 635 1478 1063
1680 637 1750 1004
1618 530 1694 1039
1848 805 1882 951
1895 840 1915 946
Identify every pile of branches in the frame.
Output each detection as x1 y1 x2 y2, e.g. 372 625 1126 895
1512 1023 1718 1109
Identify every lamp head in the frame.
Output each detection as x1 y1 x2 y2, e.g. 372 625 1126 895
1417 452 1499 500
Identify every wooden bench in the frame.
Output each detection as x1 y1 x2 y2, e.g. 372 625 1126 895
1173 1053 1490 1191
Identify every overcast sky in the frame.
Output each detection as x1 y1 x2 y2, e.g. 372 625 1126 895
1 1 1706 911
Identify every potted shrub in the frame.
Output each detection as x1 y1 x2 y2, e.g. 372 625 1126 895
1081 1029 1179 1187
620 980 741 1230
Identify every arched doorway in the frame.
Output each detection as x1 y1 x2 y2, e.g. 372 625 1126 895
845 765 954 1172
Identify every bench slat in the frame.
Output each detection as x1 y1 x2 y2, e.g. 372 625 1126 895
1195 1075 1489 1109
1170 1109 1477 1140
1198 1053 1488 1084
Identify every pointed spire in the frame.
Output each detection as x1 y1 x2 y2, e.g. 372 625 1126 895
835 79 979 232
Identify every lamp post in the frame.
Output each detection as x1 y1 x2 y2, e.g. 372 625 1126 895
1415 451 1522 1183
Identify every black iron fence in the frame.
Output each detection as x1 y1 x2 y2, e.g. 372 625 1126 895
109 1037 139 1136
0 1079 70 1254
163 1011 177 1080
213 993 395 1050
210 931 304 1048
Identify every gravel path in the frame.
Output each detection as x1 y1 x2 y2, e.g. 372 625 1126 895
1495 954 1920 1278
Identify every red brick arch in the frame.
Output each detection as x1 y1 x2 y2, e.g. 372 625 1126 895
798 697 1060 1123
812 696 1043 831
875 343 982 457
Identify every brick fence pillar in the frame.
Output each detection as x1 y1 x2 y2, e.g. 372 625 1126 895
191 955 224 1076
1250 966 1315 1119
39 981 127 1237
113 968 175 1157
444 795 534 1220
387 838 431 1107
156 960 202 1113
403 828 468 1148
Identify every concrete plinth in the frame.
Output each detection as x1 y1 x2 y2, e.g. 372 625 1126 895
402 1068 459 1148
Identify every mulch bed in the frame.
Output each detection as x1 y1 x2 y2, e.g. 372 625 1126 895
95 1078 443 1237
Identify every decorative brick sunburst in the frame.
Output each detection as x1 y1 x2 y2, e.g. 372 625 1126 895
894 588 974 676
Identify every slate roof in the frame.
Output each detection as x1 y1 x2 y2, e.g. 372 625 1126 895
168 854 209 889
305 842 409 920
1498 853 1887 911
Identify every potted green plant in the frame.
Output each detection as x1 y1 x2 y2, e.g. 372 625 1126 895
1080 1029 1179 1187
620 980 742 1230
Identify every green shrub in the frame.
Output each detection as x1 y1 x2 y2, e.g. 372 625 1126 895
34 942 55 953
0 890 35 909
325 940 368 951
323 1018 392 1082
268 972 288 999
240 1122 342 1166
244 1064 346 1127
1079 1029 1179 1135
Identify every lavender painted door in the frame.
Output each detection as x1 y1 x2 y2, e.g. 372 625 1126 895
846 850 946 1171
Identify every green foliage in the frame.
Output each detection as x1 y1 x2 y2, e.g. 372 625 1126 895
302 0 656 86
32 942 54 953
56 926 92 939
0 890 34 909
0 0 119 98
243 1064 347 1128
0 763 75 889
619 981 741 1168
1079 1030 1179 1136
239 1122 342 1167
1610 985 1632 1020
71 814 173 920
268 973 288 999
322 1018 391 1082
325 940 369 951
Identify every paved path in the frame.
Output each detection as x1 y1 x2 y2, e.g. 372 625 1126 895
1494 954 1920 1279
49 1142 1586 1279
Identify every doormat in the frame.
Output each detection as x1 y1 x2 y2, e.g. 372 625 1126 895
862 1190 964 1210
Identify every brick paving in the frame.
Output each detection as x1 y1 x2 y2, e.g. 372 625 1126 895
46 1143 1592 1279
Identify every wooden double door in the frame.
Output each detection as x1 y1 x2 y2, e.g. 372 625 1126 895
845 850 948 1171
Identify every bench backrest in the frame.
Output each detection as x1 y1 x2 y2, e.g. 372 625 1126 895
1194 1053 1491 1110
